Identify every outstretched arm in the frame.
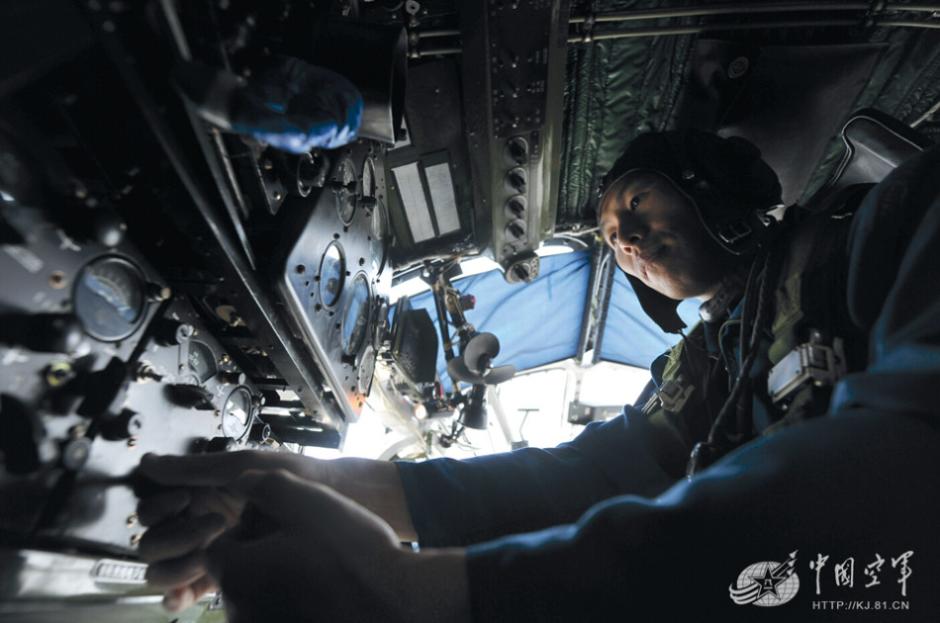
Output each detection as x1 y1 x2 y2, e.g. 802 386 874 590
396 407 678 547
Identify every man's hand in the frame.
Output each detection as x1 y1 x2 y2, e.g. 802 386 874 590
135 450 417 611
136 451 307 610
206 469 470 623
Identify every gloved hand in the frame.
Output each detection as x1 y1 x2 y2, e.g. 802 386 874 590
205 469 470 623
136 451 308 611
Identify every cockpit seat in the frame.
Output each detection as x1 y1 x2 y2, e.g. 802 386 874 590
810 108 933 211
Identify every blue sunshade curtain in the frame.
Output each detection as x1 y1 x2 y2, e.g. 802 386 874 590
404 250 703 389
598 267 701 367
406 250 592 391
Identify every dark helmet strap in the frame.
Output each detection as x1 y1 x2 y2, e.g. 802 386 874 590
624 271 686 334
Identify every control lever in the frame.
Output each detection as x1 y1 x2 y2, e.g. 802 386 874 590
36 468 166 531
165 384 215 410
73 469 166 498
76 357 129 419
0 313 83 354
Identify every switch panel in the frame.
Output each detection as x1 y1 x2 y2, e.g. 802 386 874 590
459 0 570 282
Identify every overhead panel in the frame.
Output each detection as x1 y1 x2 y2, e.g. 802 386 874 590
458 0 571 284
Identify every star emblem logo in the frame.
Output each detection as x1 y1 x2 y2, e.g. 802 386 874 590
751 565 783 599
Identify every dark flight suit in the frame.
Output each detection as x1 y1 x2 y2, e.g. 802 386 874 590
396 146 940 621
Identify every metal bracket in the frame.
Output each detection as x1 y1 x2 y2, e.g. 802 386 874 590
659 376 694 412
716 220 752 246
767 338 846 404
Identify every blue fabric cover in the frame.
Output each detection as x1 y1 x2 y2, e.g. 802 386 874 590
406 250 701 390
407 251 591 390
599 268 701 365
230 57 363 153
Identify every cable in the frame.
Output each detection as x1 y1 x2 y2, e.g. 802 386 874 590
705 241 781 448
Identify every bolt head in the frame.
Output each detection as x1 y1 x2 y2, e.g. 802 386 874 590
728 56 750 79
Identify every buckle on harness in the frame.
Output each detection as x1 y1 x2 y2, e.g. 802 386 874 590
658 377 694 412
717 220 752 245
767 337 846 405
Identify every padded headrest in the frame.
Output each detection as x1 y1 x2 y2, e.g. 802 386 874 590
811 108 932 210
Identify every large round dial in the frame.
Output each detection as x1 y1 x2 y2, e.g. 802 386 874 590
341 273 372 357
221 386 253 440
318 242 345 307
73 256 147 341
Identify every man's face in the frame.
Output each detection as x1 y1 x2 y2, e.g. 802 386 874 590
598 171 727 300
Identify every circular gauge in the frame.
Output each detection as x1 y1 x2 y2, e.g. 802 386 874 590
358 344 376 395
318 242 345 307
333 156 358 224
187 341 218 383
73 256 147 341
341 273 372 357
221 386 253 440
361 157 376 198
370 200 388 272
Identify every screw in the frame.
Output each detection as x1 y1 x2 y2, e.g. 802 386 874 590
49 270 66 290
126 513 138 527
134 361 163 383
130 533 142 546
46 362 74 387
127 436 138 448
728 56 749 79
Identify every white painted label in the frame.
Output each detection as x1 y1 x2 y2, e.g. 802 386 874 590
424 162 461 235
392 162 435 243
90 559 148 584
4 245 43 273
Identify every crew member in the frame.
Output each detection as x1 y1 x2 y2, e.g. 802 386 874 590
136 130 940 621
